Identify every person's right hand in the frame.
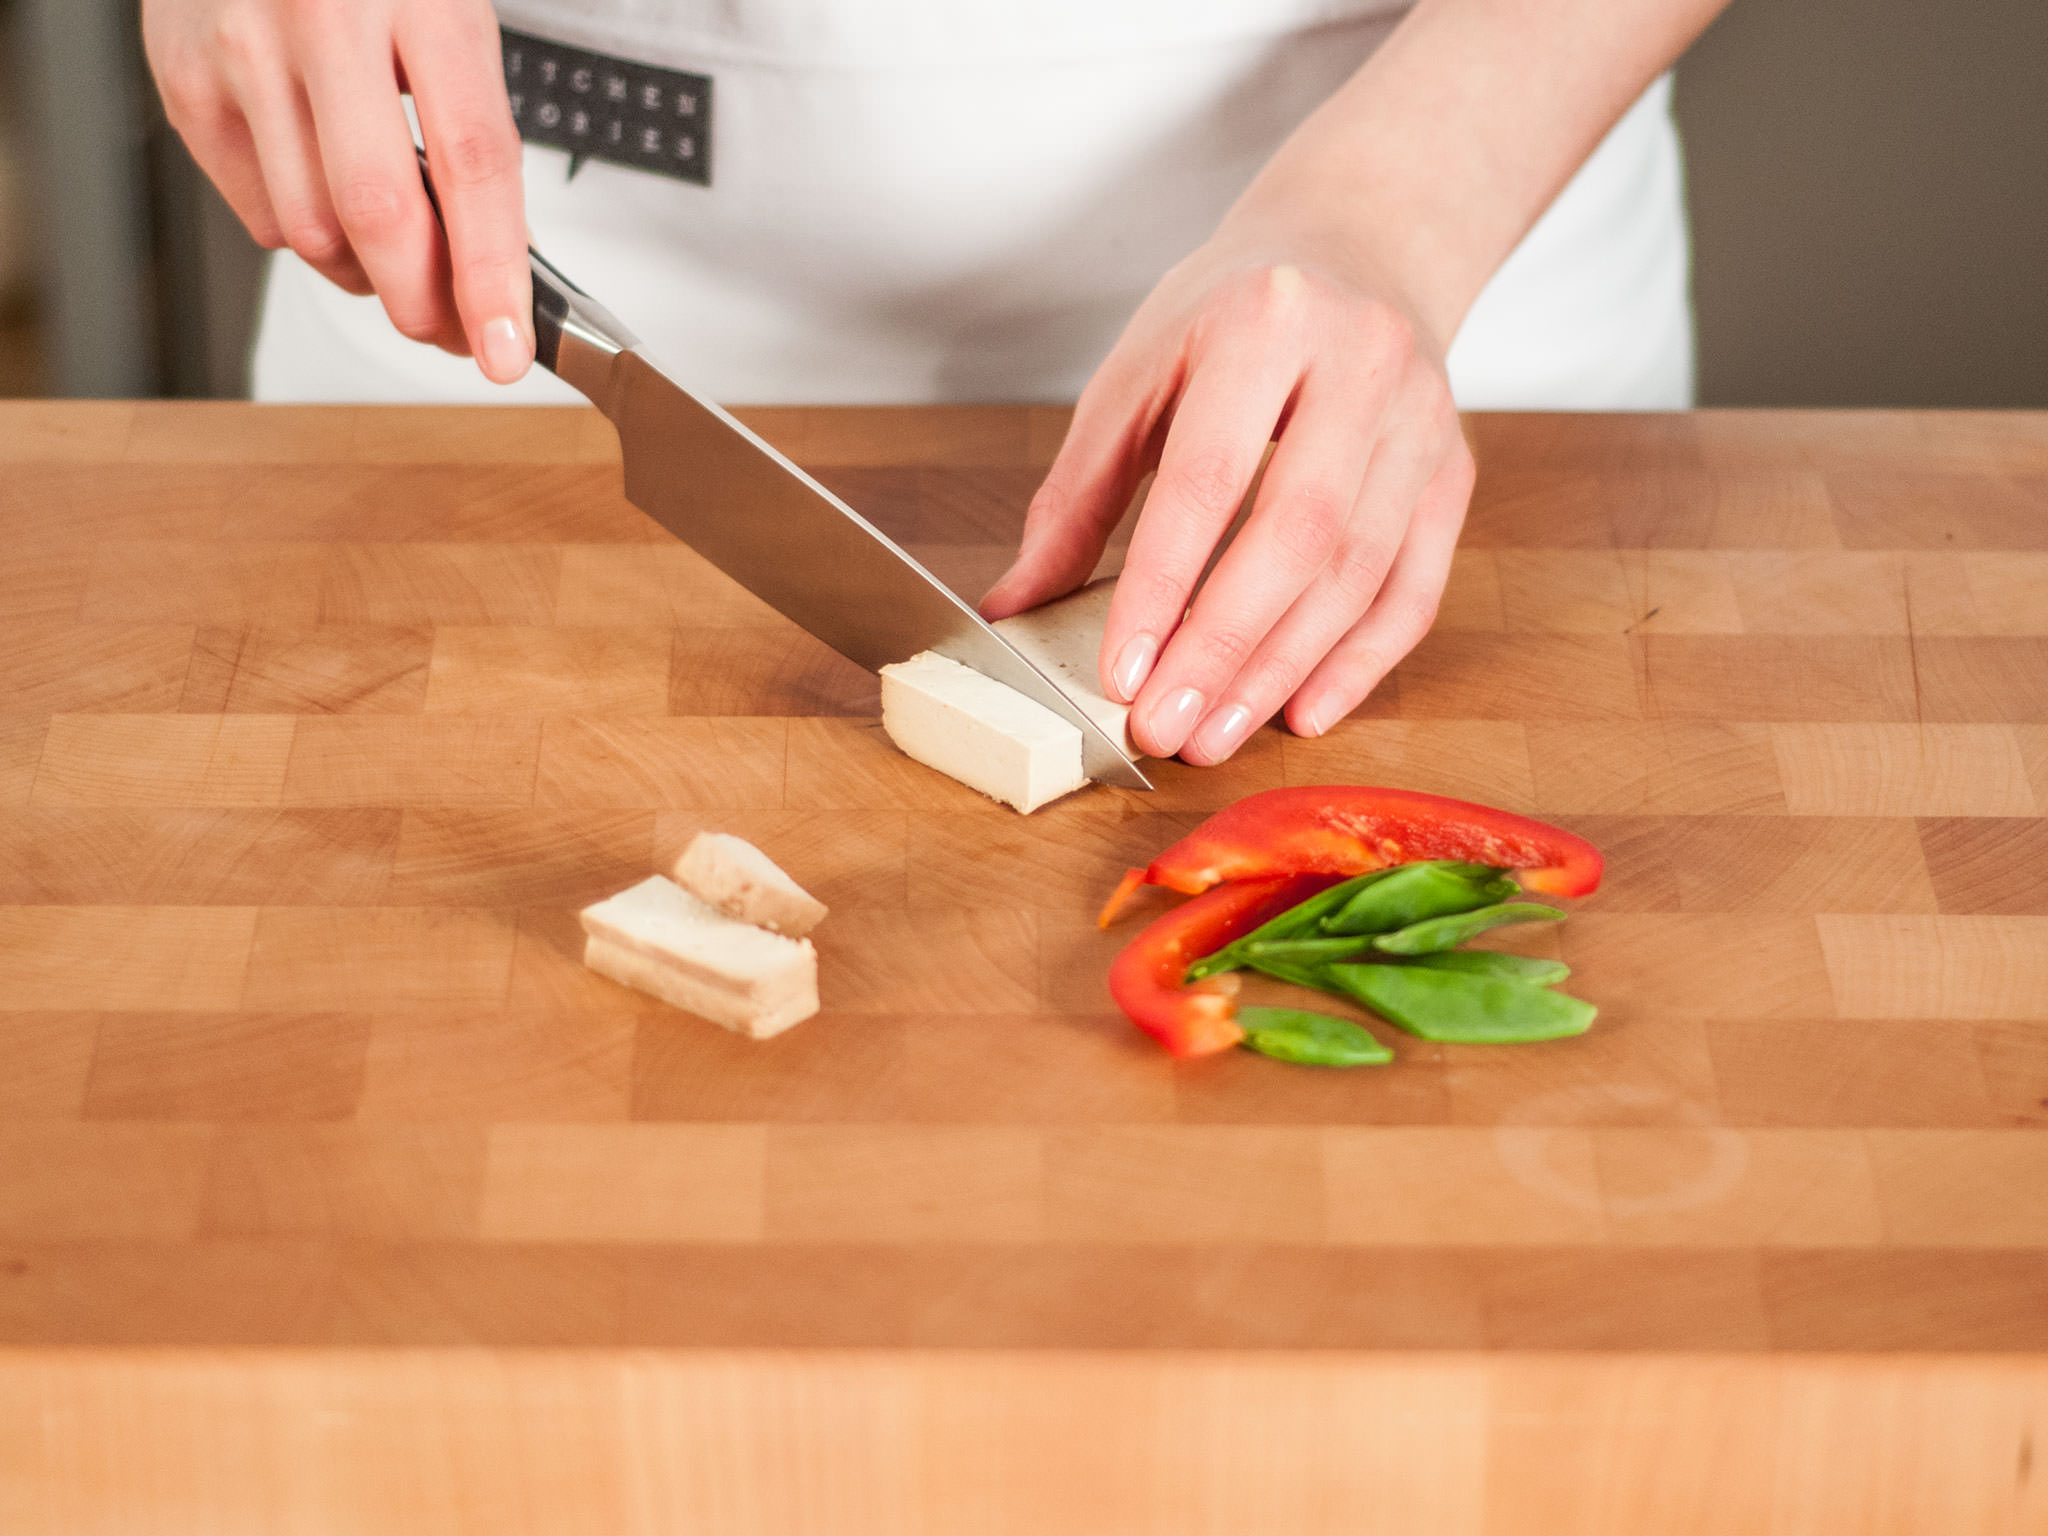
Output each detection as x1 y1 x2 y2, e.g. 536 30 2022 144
143 0 534 382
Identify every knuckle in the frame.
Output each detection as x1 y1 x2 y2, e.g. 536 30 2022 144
437 120 521 189
378 282 451 341
244 214 287 250
153 57 216 122
453 245 528 300
1161 448 1245 521
1021 475 1073 534
333 172 413 242
1374 605 1434 662
1335 636 1394 691
210 5 271 69
1380 591 1439 650
1207 264 1317 341
1241 645 1313 708
1270 484 1346 569
282 210 349 268
1253 263 1312 328
1327 537 1394 601
1191 619 1258 674
389 306 445 344
1130 564 1194 627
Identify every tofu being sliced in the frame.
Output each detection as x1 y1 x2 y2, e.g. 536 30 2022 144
879 652 1085 813
579 874 818 1038
672 831 828 937
878 579 1142 815
990 578 1135 759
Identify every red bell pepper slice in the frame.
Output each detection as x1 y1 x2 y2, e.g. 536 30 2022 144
1098 786 1601 927
1106 873 1335 1057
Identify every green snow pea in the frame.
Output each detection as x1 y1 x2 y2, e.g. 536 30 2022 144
1245 944 1571 997
1243 953 1346 992
1246 935 1376 964
1370 901 1566 955
1238 1006 1393 1067
1325 964 1595 1043
1398 950 1571 986
1183 867 1402 983
1319 861 1517 936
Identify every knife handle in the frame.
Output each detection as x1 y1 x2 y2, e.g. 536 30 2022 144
412 145 638 407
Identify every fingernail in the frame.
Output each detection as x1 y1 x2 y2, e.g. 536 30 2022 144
1295 701 1329 739
1146 687 1204 757
1191 703 1254 762
1110 632 1159 702
480 316 531 383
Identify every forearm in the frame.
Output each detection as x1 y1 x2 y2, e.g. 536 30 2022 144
1222 0 1730 350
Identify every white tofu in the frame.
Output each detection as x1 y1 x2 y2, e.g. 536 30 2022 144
671 831 828 938
879 652 1085 813
990 578 1135 759
581 938 817 1039
578 874 818 1038
879 578 1144 814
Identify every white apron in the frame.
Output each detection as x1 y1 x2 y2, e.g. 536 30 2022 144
250 0 1693 409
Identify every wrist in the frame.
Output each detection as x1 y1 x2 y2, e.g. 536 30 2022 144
1200 197 1463 363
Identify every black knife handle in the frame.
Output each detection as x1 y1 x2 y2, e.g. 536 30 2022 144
527 246 583 376
411 145 636 395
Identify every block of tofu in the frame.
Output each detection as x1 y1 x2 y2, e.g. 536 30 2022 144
672 831 828 937
879 651 1087 813
990 578 1135 759
578 875 818 1038
879 578 1143 814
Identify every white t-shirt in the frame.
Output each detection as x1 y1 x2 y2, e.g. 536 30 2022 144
251 0 1693 408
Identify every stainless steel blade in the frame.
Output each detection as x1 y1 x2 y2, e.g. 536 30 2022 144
606 351 1152 789
411 145 1148 790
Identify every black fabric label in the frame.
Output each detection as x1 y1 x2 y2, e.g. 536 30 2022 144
501 28 712 186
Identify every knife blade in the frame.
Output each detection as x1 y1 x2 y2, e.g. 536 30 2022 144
415 149 1150 790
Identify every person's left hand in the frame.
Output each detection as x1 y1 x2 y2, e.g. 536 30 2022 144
979 236 1474 765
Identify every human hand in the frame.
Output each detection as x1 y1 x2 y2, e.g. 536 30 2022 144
143 0 533 381
980 245 1473 765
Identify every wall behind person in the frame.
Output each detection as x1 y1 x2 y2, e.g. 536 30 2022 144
1676 0 2048 407
0 4 31 310
0 0 48 394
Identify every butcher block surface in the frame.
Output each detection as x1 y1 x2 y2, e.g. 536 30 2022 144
2 402 2047 1528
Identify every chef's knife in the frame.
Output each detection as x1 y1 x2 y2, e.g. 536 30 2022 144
415 149 1150 789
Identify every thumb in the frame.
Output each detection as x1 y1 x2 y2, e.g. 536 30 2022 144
978 363 1165 621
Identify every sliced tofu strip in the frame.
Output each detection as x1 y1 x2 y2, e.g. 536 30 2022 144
579 874 819 1037
672 831 828 937
878 579 1143 815
582 937 816 1039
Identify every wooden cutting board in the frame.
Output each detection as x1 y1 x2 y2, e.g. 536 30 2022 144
1 401 2045 1531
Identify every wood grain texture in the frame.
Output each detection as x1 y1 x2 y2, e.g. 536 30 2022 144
1 404 2045 1527
2 1351 2037 1536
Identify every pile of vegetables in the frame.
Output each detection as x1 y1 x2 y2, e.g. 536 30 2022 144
1099 787 1603 1067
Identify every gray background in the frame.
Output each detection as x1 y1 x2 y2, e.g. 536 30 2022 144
1676 0 2048 407
5 0 2046 404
